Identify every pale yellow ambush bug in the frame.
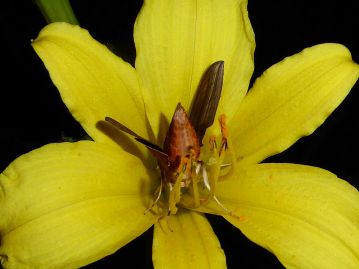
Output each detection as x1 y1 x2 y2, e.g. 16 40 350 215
105 61 234 217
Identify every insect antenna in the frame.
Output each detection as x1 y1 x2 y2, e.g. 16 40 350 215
105 117 168 164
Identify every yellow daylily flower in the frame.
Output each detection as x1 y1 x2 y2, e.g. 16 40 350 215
1 1 359 269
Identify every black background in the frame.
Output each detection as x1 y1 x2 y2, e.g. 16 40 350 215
1 0 358 268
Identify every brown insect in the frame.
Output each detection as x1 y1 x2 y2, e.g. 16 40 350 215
105 61 229 215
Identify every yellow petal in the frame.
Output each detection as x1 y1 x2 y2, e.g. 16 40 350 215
231 43 359 166
0 141 158 269
202 163 359 268
32 23 150 147
134 0 255 137
152 211 226 269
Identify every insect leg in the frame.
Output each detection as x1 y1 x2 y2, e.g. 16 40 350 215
167 157 188 215
218 114 236 176
191 162 201 208
206 136 221 198
144 179 163 215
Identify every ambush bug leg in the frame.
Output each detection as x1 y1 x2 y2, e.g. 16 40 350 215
209 136 217 151
201 165 211 191
212 195 239 219
157 212 174 233
187 149 201 208
200 114 237 216
211 115 239 217
167 182 179 215
167 157 189 215
205 135 221 198
218 114 236 177
191 162 201 207
144 179 163 215
218 114 228 156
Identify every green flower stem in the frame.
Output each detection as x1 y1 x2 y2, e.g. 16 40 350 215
34 0 79 24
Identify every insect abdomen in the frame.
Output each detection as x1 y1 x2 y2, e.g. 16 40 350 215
163 103 200 182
